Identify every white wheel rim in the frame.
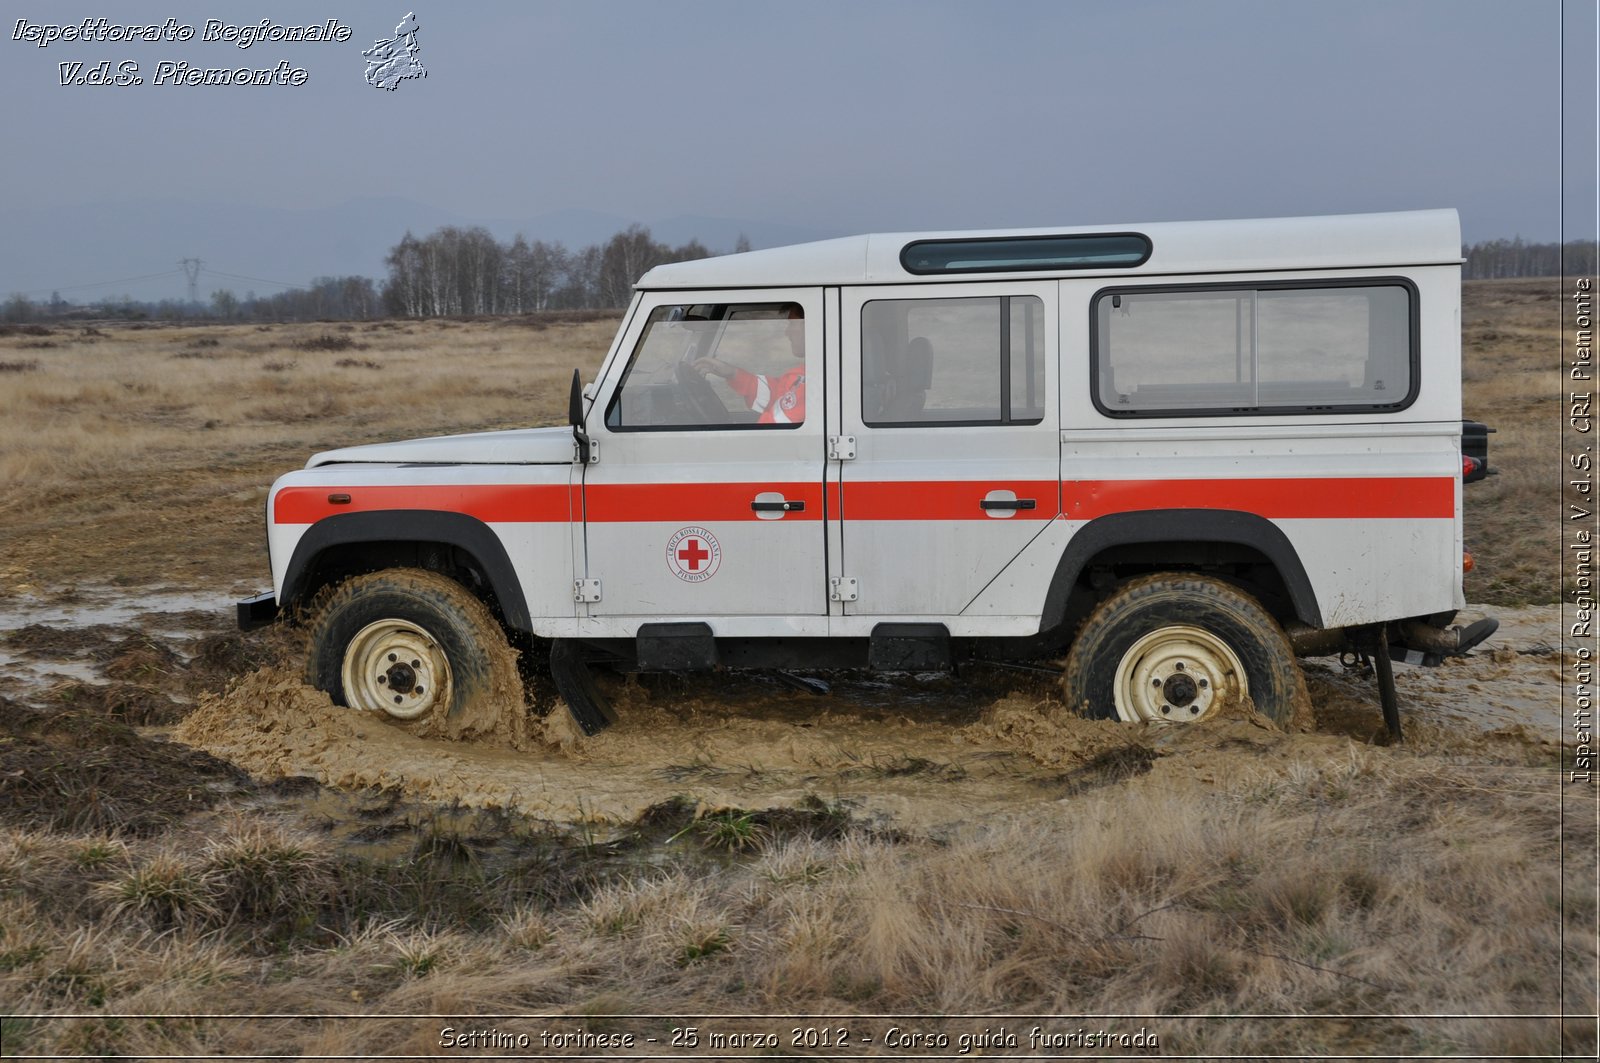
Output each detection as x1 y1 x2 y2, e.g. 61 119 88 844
1112 624 1246 723
340 619 452 720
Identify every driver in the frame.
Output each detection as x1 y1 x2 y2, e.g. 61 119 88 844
694 305 805 424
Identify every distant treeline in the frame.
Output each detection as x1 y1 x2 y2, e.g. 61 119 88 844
1462 238 1597 279
380 224 737 316
2 274 381 325
0 223 743 324
5 228 1594 325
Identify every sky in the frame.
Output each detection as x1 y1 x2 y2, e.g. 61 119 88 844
1 0 1594 300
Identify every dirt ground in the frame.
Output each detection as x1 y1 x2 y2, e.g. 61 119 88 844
0 291 1594 1058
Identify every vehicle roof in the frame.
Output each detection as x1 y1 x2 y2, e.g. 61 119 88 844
637 208 1461 290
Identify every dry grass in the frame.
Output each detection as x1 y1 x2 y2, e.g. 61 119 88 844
1460 278 1564 604
0 316 617 590
0 756 1587 1056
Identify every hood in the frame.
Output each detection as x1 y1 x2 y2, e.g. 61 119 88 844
307 425 574 467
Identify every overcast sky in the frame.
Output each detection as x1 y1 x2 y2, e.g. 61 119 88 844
2 0 1594 297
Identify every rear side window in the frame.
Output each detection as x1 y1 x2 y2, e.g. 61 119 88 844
862 295 1045 426
1092 281 1416 416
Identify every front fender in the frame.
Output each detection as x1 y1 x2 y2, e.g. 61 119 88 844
279 509 532 632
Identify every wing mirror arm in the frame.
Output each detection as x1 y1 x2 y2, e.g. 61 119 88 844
569 369 593 464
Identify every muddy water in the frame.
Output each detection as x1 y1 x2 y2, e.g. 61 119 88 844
5 585 1561 834
0 587 234 698
170 604 1567 834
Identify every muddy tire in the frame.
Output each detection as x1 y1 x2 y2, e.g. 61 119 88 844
306 569 522 732
1063 574 1307 727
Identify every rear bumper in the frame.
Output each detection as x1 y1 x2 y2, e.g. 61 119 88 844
236 590 279 631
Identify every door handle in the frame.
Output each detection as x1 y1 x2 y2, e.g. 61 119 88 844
980 498 1036 511
751 499 805 512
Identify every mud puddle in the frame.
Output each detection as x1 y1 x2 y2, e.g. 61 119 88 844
173 600 1564 838
175 667 1084 836
0 585 234 633
6 584 1566 837
1301 605 1569 746
0 585 270 706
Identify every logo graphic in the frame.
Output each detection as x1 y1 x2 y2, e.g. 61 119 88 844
363 12 425 90
666 526 722 583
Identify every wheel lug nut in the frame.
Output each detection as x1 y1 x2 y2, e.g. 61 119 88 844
1152 677 1163 687
1174 662 1185 671
388 653 398 663
1199 679 1208 689
1189 705 1199 715
411 659 421 669
393 695 402 704
377 675 387 685
414 685 424 695
1161 705 1172 715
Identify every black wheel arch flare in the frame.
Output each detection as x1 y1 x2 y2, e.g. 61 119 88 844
280 510 533 632
1041 508 1324 630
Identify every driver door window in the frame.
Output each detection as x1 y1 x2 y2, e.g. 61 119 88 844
606 303 806 430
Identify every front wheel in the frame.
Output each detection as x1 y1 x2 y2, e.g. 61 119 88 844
1063 574 1308 728
305 568 524 739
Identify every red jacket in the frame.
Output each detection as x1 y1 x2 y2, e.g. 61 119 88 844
730 366 805 424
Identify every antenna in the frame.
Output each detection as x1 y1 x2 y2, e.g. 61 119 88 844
178 258 203 303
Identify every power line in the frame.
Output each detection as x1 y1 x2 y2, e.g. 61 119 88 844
204 268 306 290
9 269 184 297
9 264 315 302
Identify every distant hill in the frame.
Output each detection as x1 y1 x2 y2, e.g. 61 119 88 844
0 197 839 303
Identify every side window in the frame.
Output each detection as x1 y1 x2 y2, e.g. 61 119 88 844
1093 282 1415 416
861 295 1045 426
606 303 806 430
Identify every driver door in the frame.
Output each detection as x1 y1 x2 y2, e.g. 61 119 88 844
580 288 827 618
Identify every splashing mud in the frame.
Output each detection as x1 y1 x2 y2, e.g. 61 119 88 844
10 594 1536 834
169 608 1561 835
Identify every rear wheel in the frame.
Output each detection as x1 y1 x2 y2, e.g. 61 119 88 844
1063 574 1307 727
306 569 523 735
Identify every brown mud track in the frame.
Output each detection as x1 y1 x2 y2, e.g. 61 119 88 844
2 585 1568 842
155 604 1566 836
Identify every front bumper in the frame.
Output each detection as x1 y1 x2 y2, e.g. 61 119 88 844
236 590 279 631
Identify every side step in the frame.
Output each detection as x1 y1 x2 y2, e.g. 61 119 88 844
868 623 953 672
636 622 718 671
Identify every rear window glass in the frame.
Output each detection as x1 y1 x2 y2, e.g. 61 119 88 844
1092 281 1416 416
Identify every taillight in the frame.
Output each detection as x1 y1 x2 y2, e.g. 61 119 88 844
1462 455 1484 480
1463 551 1475 573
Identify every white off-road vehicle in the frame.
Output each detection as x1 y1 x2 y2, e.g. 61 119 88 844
240 209 1496 739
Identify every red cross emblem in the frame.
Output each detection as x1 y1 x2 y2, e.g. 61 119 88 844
665 526 722 583
677 538 710 570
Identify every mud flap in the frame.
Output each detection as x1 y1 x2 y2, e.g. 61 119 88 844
549 639 617 736
1373 625 1402 744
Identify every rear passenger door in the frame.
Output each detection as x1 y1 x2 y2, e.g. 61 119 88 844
836 282 1060 621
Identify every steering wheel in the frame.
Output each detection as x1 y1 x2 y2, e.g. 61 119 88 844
674 357 727 422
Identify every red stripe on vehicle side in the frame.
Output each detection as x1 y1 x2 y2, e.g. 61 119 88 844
840 481 1060 521
275 476 1454 525
273 484 571 524
580 482 826 522
1062 477 1455 520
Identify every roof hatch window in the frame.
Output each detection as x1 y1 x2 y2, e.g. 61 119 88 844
901 233 1151 275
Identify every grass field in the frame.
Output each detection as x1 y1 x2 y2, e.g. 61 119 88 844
0 282 1591 1058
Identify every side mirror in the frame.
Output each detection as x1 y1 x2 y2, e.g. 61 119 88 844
569 369 592 464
